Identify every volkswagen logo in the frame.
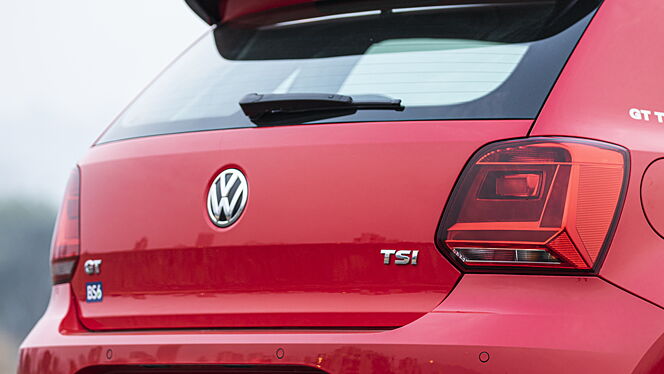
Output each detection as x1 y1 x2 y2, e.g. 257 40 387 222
207 168 248 227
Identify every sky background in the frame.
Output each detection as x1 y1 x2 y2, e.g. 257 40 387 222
0 0 208 204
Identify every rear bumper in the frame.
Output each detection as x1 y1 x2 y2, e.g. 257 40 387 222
19 275 664 374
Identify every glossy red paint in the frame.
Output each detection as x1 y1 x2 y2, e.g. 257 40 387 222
222 0 311 21
641 159 664 239
20 276 664 374
529 0 664 308
19 0 664 372
74 120 528 330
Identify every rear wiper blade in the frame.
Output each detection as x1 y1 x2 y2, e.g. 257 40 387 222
239 93 404 126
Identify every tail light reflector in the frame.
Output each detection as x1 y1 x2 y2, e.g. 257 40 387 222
51 167 81 284
437 137 628 273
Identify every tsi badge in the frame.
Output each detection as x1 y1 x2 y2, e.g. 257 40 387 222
86 282 103 303
381 249 419 265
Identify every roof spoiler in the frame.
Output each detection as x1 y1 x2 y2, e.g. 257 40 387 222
185 0 225 25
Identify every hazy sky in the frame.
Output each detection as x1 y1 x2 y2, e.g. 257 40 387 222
0 1 208 204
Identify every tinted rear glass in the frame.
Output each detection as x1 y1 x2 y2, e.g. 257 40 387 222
98 0 600 144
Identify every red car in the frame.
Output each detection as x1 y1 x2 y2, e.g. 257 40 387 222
18 0 664 373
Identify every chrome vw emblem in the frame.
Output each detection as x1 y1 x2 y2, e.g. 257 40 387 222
207 168 248 227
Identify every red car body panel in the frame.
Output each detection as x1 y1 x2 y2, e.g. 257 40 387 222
529 0 664 308
222 0 311 21
642 160 664 239
74 120 528 330
18 0 664 373
20 276 664 374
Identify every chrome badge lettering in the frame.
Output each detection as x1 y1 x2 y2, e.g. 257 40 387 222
84 259 102 275
381 249 419 265
629 108 664 123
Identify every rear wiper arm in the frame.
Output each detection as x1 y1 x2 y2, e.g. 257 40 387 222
239 93 404 126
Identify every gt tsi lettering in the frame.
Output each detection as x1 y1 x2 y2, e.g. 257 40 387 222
381 249 419 265
629 108 664 123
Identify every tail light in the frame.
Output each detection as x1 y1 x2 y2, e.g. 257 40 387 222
51 167 81 284
437 137 628 273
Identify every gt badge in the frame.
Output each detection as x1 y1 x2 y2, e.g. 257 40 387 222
84 259 102 275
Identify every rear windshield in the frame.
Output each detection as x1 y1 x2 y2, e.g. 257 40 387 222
98 0 600 144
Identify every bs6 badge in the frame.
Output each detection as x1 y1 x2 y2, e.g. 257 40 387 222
86 282 103 303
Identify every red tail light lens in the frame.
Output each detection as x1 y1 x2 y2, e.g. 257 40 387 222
437 137 628 273
51 167 81 284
